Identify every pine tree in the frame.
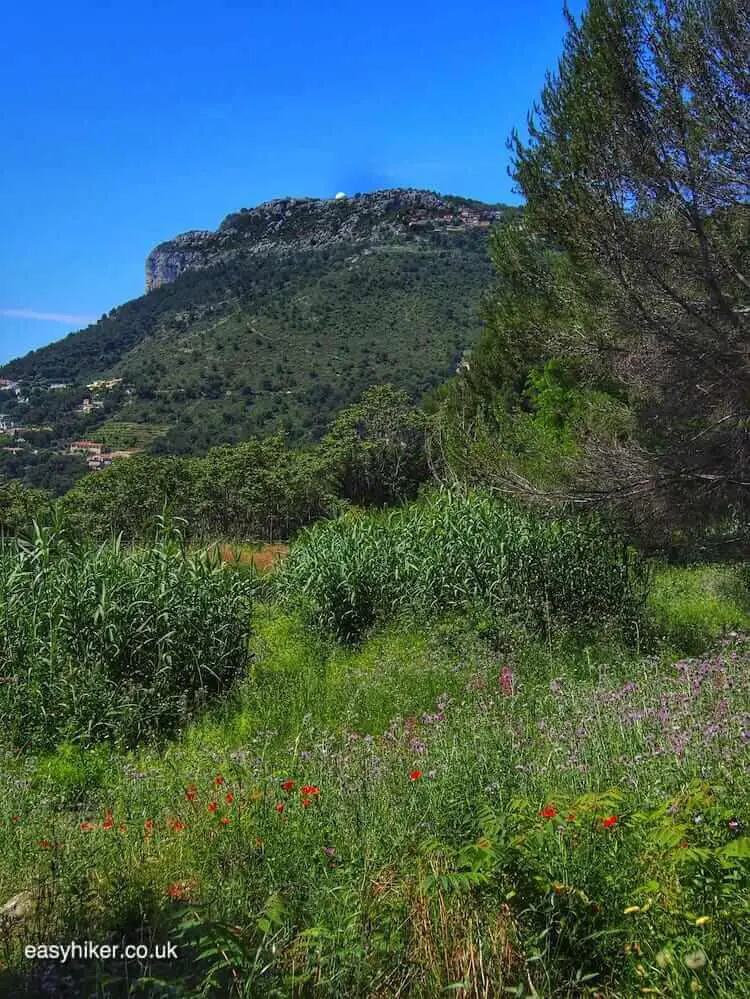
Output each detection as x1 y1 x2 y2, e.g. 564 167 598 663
459 0 749 544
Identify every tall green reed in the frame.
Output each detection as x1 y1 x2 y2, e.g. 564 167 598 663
278 490 651 642
0 514 254 750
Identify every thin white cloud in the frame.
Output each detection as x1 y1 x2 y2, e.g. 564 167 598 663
0 308 96 325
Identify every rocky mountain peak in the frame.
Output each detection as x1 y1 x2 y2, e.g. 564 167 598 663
145 188 505 291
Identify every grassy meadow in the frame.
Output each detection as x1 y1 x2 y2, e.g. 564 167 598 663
0 494 748 998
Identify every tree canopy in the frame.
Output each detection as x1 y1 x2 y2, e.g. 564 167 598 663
440 0 749 549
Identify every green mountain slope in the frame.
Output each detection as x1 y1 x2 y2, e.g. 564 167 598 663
1 189 516 452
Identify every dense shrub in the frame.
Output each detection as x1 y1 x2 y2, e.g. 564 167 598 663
0 518 253 749
279 490 651 641
58 434 343 544
0 479 51 536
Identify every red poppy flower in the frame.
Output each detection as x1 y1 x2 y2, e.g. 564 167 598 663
225 793 234 805
214 775 225 787
540 805 558 819
170 819 186 832
565 813 576 822
409 770 423 781
300 785 320 796
38 839 51 849
165 881 195 901
301 798 313 808
102 818 115 831
220 816 230 826
274 802 285 813
281 780 295 792
11 815 19 823
602 815 618 829
207 801 218 814
144 819 154 834
185 785 198 802
80 821 96 832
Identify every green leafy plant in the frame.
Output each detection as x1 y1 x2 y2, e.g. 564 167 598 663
279 490 650 642
0 515 254 749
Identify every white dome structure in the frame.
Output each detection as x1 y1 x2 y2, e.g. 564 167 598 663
334 191 347 200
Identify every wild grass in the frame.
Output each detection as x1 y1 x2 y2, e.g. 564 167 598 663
0 500 747 997
648 563 750 654
0 517 254 751
278 491 650 643
0 599 747 997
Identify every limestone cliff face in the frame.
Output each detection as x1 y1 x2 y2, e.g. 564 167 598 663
145 231 215 290
145 189 505 291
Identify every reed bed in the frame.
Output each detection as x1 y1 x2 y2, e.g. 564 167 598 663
279 491 651 642
0 518 254 750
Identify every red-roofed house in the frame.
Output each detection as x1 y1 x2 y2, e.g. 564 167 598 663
70 441 106 456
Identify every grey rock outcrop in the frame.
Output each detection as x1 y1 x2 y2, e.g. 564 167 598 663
145 188 506 292
145 230 215 290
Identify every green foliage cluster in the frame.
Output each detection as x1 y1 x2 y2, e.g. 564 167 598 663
56 437 340 544
0 479 51 535
0 517 254 750
436 0 750 551
437 353 634 495
319 384 431 507
56 386 430 543
279 490 650 641
0 447 87 497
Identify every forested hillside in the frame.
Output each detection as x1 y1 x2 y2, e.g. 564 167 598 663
0 192 512 453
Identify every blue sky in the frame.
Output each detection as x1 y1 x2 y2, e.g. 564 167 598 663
0 0 583 366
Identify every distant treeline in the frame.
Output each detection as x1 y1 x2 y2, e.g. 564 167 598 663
2 386 431 543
